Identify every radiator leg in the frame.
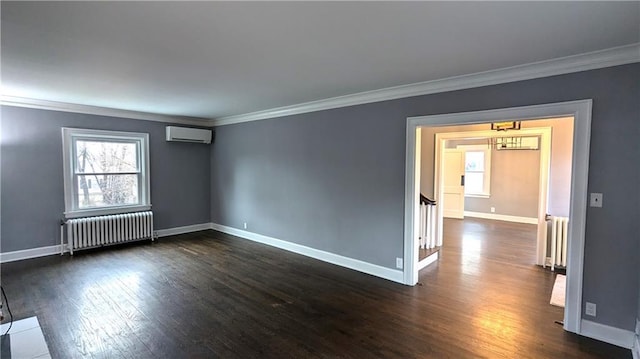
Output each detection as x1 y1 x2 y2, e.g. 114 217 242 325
550 218 557 272
67 222 74 256
60 222 64 256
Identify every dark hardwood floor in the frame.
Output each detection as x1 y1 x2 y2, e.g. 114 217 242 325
0 218 631 358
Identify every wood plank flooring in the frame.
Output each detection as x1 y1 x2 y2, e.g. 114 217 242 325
0 218 631 358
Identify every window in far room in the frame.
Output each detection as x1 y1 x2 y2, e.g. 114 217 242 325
457 145 491 197
62 128 150 218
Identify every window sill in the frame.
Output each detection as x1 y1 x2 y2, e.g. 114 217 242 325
64 204 152 219
465 194 490 199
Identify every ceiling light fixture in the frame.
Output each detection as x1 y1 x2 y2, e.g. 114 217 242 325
490 121 521 131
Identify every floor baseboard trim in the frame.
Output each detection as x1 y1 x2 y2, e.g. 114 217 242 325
0 223 214 263
463 211 538 224
418 251 439 270
155 222 213 238
580 319 635 349
0 245 63 263
210 223 404 284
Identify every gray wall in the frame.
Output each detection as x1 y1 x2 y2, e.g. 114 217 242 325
210 106 405 266
421 117 574 217
210 64 639 331
0 106 211 252
443 137 541 218
465 148 541 218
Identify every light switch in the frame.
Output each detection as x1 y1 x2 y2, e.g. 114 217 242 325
590 193 603 208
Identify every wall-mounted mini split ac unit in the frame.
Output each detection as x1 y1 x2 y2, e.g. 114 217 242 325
166 126 212 144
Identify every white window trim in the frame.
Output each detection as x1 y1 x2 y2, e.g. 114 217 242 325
62 128 151 219
457 144 491 197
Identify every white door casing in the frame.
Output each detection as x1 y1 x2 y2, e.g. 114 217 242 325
434 128 552 266
403 99 592 336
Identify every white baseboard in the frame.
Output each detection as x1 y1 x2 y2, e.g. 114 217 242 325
580 319 635 349
417 250 439 270
0 245 64 263
155 222 212 238
0 222 213 263
464 211 538 224
210 223 404 284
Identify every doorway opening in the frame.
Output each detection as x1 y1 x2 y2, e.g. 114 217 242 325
402 100 592 335
432 123 566 268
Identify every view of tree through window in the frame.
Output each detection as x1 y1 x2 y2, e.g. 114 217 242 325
75 140 139 208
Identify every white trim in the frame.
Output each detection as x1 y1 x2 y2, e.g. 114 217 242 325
2 45 636 128
63 205 152 219
464 194 490 199
404 124 421 285
0 222 213 263
210 223 404 284
404 100 592 336
434 127 552 265
0 95 211 127
456 144 492 197
61 128 151 219
213 44 639 126
463 211 538 224
417 251 439 271
0 245 63 263
581 319 635 349
155 222 212 238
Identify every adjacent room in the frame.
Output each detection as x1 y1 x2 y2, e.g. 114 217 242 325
1 2 639 358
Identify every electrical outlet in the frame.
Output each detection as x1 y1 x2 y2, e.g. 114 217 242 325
396 257 403 269
590 193 603 207
490 207 496 213
585 302 597 317
243 222 247 229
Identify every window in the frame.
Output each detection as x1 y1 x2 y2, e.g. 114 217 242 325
62 128 150 218
458 145 491 197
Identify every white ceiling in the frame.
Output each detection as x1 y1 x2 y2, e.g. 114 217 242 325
2 2 639 121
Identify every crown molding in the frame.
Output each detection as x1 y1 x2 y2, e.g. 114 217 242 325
3 44 638 127
212 43 640 126
0 96 212 127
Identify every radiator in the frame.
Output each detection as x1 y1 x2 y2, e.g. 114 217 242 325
544 216 569 271
419 201 437 249
65 211 154 254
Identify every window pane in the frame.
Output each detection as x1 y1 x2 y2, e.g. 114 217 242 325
465 151 484 172
465 172 484 194
75 140 138 173
76 174 139 208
